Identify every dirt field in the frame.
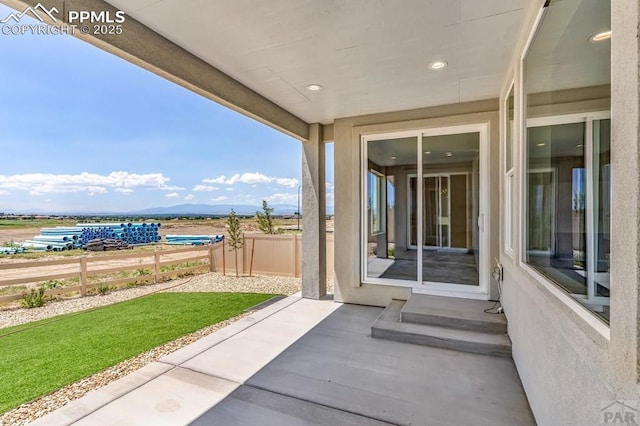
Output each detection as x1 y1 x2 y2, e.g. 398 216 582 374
0 218 333 304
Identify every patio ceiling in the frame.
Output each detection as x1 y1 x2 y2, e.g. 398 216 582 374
105 0 534 125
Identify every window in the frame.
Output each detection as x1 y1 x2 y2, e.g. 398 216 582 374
504 84 515 255
524 0 611 322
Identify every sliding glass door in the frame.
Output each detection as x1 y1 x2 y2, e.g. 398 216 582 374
362 125 488 297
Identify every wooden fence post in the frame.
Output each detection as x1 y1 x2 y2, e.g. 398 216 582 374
249 237 255 277
154 251 160 283
222 239 226 276
209 244 215 272
80 257 88 297
291 234 297 277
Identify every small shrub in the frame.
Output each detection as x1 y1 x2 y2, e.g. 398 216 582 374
97 282 111 295
256 200 279 234
21 280 61 308
227 209 244 277
21 287 46 309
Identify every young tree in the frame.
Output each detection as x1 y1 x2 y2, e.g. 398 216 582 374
256 200 278 234
226 209 244 277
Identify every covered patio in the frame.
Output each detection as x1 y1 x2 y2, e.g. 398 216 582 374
32 294 534 425
3 0 639 424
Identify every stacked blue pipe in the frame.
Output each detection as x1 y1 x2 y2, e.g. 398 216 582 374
18 222 162 252
76 222 162 247
165 235 224 246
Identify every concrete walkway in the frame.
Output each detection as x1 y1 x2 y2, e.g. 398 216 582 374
33 295 535 425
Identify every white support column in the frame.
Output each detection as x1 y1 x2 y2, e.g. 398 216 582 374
611 0 640 389
302 123 327 299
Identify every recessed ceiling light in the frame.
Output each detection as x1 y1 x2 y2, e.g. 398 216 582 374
429 61 448 70
306 84 323 91
536 143 545 147
589 30 611 42
424 151 431 154
391 156 397 160
445 152 453 157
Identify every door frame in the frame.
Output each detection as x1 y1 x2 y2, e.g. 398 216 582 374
361 123 490 300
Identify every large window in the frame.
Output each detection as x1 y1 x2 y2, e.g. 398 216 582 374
524 0 611 322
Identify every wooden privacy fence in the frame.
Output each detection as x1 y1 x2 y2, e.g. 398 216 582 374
212 233 334 278
0 234 335 303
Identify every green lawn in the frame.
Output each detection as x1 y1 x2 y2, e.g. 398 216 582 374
0 292 275 414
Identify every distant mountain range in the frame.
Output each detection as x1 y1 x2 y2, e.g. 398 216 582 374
1 203 335 216
133 203 299 216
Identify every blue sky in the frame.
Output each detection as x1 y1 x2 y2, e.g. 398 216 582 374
0 4 334 213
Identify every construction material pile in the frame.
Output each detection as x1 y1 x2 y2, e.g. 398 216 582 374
84 238 132 252
165 234 224 245
19 222 162 252
0 246 25 255
76 222 162 246
21 227 83 251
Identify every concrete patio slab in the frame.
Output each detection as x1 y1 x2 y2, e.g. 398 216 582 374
33 295 534 425
191 386 393 426
160 293 302 366
181 298 341 383
240 304 534 425
30 362 174 426
73 367 238 426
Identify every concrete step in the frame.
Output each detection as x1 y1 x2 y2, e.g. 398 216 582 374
372 300 512 358
401 294 507 334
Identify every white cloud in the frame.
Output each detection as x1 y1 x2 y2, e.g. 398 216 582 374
265 192 297 204
185 194 195 201
0 190 9 195
165 192 179 198
275 177 299 187
202 172 299 188
211 196 228 203
226 187 234 192
192 185 219 192
115 188 133 194
0 171 179 195
159 185 185 191
325 181 335 205
203 176 229 185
